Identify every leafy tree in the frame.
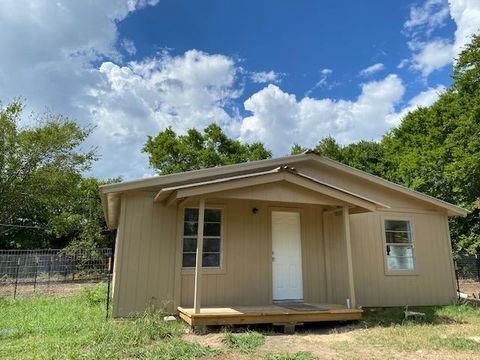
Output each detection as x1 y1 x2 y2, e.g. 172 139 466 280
0 100 113 249
382 34 480 253
292 137 386 177
143 124 272 174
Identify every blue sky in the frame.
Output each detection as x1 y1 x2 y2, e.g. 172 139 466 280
1 0 479 180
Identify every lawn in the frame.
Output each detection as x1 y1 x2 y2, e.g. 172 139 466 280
1 284 480 360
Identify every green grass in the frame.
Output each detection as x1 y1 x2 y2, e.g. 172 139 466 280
263 352 316 360
222 330 266 354
0 284 215 360
2 288 480 359
357 305 480 353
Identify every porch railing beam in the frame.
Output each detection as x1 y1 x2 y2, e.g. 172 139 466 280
342 205 356 308
193 198 205 314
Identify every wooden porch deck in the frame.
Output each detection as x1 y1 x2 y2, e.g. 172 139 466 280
177 303 362 327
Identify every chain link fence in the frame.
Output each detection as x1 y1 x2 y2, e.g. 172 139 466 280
455 253 480 298
0 248 112 298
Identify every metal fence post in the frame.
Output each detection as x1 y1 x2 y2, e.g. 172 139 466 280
476 253 480 283
33 256 39 292
105 256 113 320
13 257 20 299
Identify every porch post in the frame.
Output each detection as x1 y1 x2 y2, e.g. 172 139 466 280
193 198 205 314
342 205 356 308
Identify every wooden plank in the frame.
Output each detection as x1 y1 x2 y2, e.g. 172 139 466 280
177 304 362 326
343 206 356 308
182 311 362 326
193 198 205 313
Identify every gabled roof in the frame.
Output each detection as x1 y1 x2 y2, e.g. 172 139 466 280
154 166 390 212
100 152 468 228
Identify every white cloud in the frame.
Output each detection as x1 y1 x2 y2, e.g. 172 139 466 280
121 38 137 56
449 0 480 58
305 68 335 96
404 0 480 77
250 70 282 84
239 75 405 154
359 63 385 77
404 0 450 34
409 38 454 77
87 50 242 177
386 85 446 126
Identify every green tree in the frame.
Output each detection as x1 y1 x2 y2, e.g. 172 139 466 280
382 34 480 253
0 99 110 249
143 123 272 174
292 137 386 177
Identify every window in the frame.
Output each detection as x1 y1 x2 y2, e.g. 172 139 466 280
384 220 415 272
182 208 222 268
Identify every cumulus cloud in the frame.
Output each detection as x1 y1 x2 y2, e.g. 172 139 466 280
386 85 446 126
359 63 385 77
250 70 282 84
239 75 405 154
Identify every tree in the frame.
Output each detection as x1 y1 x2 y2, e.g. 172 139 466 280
292 137 386 177
0 99 108 249
382 34 480 253
143 124 272 174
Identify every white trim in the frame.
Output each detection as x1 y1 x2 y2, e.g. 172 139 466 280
181 206 225 273
381 216 417 275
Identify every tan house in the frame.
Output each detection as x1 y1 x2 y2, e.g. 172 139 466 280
100 152 467 327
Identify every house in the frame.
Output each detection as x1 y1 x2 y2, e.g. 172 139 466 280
100 151 467 327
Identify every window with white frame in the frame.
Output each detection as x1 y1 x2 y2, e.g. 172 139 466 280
182 208 222 268
384 219 415 272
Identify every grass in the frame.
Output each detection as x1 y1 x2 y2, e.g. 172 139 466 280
222 330 266 354
0 284 215 360
263 352 316 360
356 305 480 353
2 287 480 359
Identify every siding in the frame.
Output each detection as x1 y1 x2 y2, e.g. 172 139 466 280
112 191 177 317
350 211 457 306
112 159 458 316
180 199 327 307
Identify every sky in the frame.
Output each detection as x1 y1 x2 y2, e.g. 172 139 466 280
1 0 479 180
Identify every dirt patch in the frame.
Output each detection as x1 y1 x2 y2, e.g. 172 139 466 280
0 281 102 298
459 279 480 298
184 325 480 360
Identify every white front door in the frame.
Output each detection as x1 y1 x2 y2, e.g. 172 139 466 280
271 211 303 301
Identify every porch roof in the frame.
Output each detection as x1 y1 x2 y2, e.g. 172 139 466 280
153 166 389 212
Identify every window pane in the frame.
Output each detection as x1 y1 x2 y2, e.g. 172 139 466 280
385 220 410 232
202 253 220 267
204 222 221 236
183 238 197 252
184 208 198 222
386 245 414 271
184 221 198 236
182 253 196 267
203 238 220 252
204 209 221 222
385 231 411 244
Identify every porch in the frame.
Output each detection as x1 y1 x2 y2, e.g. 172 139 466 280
154 166 386 327
177 303 363 327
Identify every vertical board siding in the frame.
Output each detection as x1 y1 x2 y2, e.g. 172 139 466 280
113 192 177 317
112 164 457 315
180 200 326 307
350 211 457 306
